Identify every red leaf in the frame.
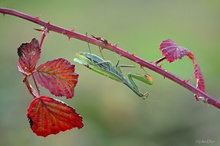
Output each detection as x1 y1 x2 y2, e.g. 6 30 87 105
33 58 79 98
27 96 83 137
187 52 205 99
17 38 41 75
159 39 205 99
159 39 190 62
194 63 205 92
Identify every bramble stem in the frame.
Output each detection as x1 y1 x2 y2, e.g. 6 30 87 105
0 7 219 109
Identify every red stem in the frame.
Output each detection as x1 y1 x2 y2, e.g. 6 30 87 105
0 7 219 109
154 56 166 65
31 75 40 96
23 76 39 98
38 28 48 48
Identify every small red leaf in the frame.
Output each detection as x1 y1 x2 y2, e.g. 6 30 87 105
194 62 205 92
17 38 41 75
27 96 83 137
159 39 190 62
159 40 205 99
33 58 78 98
187 52 205 98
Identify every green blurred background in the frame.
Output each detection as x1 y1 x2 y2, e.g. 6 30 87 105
0 0 220 146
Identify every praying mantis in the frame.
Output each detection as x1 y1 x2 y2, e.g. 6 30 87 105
73 52 153 99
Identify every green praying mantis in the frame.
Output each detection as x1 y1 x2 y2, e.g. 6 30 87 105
73 52 153 99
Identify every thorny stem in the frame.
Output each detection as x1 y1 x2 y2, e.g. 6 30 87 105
0 7 220 109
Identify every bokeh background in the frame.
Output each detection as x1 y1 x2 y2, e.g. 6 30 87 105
0 0 220 146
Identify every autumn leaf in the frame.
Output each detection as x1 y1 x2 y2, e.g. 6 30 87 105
159 39 190 62
33 58 79 98
159 39 205 99
27 96 83 137
187 52 205 98
17 38 41 75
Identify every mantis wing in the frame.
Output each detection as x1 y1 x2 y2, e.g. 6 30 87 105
73 55 122 83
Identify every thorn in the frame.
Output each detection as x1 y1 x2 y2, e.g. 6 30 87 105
183 77 191 83
67 35 71 41
140 65 143 69
114 43 118 47
35 16 40 19
91 34 101 40
47 21 51 24
158 64 163 68
131 53 135 57
34 28 44 32
2 13 5 16
71 28 75 32
163 70 167 79
34 27 49 33
103 39 109 45
91 35 109 45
